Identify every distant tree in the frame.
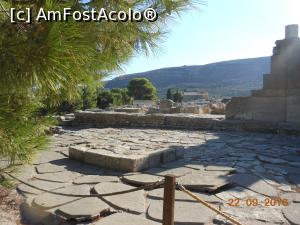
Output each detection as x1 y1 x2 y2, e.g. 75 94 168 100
97 90 114 109
97 88 132 109
111 88 132 105
166 88 173 100
81 86 97 110
127 78 157 100
172 90 183 103
40 85 97 114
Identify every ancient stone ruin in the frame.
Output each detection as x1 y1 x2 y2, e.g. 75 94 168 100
226 24 300 123
11 24 300 225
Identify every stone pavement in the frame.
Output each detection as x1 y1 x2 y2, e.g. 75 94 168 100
15 127 300 225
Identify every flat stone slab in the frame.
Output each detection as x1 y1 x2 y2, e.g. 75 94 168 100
184 162 205 170
121 173 163 186
289 161 300 167
282 193 300 203
282 203 300 225
94 182 145 214
145 167 194 177
257 155 287 164
205 165 236 172
278 185 294 192
147 200 215 224
263 164 288 175
220 204 286 224
34 171 82 183
240 220 280 225
33 151 67 165
230 173 280 197
36 163 66 174
160 161 187 169
73 175 119 184
177 171 231 192
95 213 160 225
17 179 67 195
147 188 220 203
33 184 90 209
288 174 300 187
216 186 266 203
55 197 110 219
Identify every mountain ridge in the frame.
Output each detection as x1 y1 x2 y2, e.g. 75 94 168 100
105 56 271 98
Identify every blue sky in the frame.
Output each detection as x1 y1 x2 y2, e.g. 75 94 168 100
111 0 300 78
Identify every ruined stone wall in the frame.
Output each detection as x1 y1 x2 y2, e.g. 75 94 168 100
226 25 300 123
71 111 300 135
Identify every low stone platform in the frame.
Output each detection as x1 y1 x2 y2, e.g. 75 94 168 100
71 111 300 135
69 128 189 172
68 128 200 171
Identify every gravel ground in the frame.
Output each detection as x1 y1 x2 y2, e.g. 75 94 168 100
0 187 27 225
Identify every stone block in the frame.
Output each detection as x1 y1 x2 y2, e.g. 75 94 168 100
162 149 175 163
68 146 86 161
252 89 286 97
287 95 300 123
83 150 106 168
101 154 119 170
143 114 165 126
175 147 185 159
114 108 144 113
251 96 286 122
226 97 252 120
285 24 298 39
118 156 148 172
148 151 163 168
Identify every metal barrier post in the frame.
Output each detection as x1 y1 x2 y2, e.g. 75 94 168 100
162 175 175 225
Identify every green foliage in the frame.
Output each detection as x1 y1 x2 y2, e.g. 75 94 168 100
97 88 131 109
111 88 132 105
166 88 173 100
81 86 97 110
0 92 53 165
172 90 184 103
0 0 194 164
127 78 157 100
40 85 97 114
97 90 114 109
0 177 13 188
165 88 183 102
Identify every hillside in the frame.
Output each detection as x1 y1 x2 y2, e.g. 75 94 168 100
105 57 271 98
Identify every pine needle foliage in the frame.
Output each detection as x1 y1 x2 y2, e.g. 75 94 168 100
0 0 196 164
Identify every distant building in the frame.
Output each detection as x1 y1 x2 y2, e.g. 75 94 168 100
132 100 157 108
182 91 209 103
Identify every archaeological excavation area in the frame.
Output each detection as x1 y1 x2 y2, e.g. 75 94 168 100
15 126 300 225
